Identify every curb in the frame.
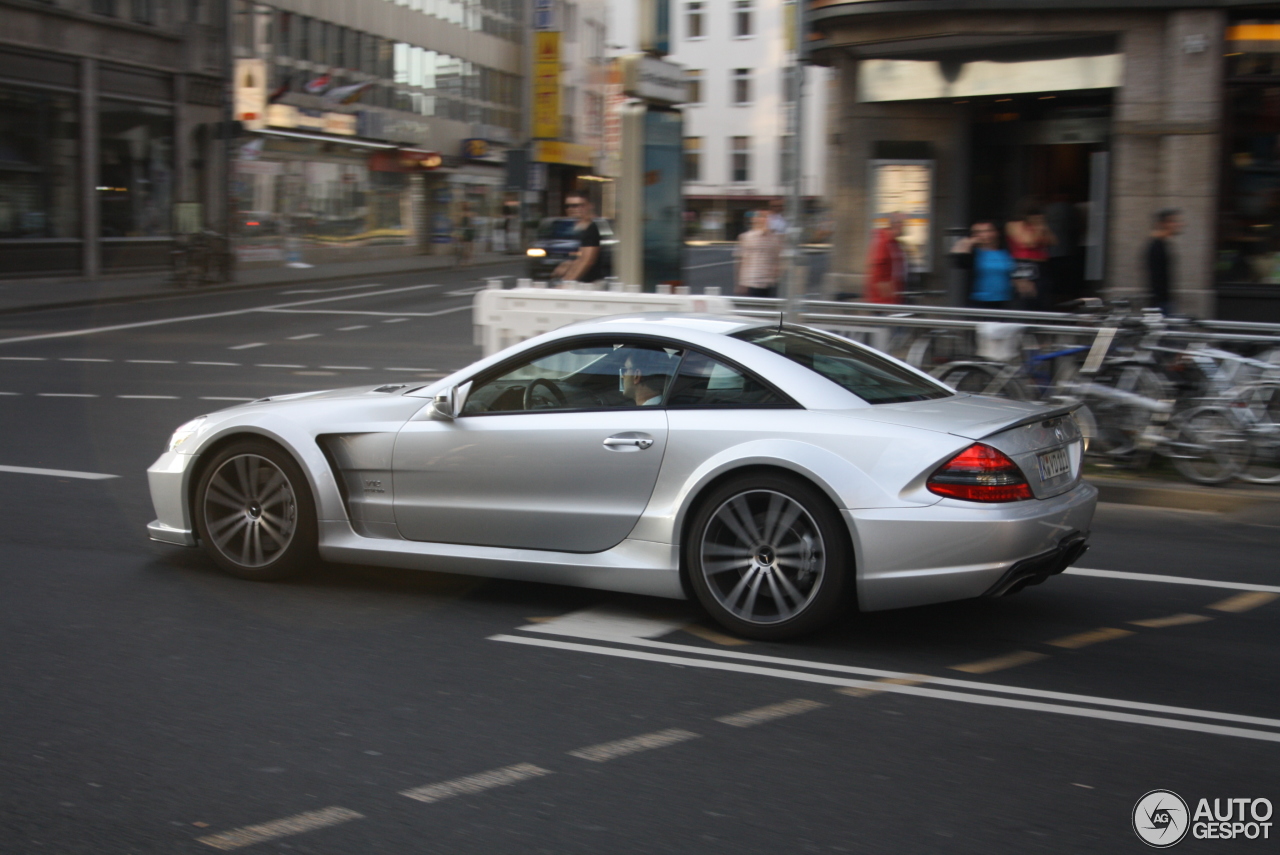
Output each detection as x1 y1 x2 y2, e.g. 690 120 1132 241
1088 475 1280 512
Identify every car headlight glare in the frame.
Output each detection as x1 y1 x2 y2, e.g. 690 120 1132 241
526 247 547 257
168 416 207 453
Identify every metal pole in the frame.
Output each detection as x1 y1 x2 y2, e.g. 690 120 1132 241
782 0 806 321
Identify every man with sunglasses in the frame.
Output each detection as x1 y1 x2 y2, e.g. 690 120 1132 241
552 194 603 284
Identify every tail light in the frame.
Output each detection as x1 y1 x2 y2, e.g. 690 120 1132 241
927 443 1033 502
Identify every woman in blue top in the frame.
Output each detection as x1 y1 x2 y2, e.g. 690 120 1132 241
951 221 1016 308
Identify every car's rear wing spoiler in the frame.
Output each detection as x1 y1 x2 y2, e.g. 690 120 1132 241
948 400 1081 441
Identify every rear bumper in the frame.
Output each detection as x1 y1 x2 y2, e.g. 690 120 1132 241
847 481 1097 611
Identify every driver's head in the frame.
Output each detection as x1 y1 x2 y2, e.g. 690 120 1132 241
620 349 676 402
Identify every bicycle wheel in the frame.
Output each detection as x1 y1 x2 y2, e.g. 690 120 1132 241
1237 383 1280 484
1078 362 1165 460
1168 407 1248 485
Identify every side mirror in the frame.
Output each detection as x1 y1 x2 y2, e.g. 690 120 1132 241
430 390 455 421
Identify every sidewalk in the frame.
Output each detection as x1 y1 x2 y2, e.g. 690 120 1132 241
0 251 519 316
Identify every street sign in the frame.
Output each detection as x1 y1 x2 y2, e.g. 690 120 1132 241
621 54 686 105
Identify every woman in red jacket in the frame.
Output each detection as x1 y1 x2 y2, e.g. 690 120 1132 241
864 212 906 304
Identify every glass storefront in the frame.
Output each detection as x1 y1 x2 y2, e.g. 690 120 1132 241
99 99 173 237
0 86 79 239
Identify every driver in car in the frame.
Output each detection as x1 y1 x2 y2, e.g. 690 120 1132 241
621 349 677 406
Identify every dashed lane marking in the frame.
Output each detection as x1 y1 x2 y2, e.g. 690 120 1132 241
256 364 304 369
228 343 267 350
0 392 18 395
0 465 118 480
716 699 826 727
126 359 176 364
492 634 1280 744
384 367 436 372
949 651 1047 674
568 728 701 763
259 304 470 318
281 283 384 295
1046 627 1134 649
196 806 363 851
1208 591 1279 613
200 396 255 402
320 365 371 371
400 763 551 805
1067 567 1280 595
1130 613 1214 628
118 395 180 400
519 605 691 641
60 357 110 362
0 356 45 360
383 317 410 323
189 361 239 366
36 392 97 398
287 333 321 340
336 325 368 331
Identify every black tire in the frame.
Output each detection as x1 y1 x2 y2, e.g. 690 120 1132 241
685 473 851 641
194 439 318 581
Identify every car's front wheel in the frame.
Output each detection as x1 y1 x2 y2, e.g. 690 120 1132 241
194 440 317 581
686 473 850 640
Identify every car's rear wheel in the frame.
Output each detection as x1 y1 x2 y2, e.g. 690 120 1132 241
194 440 317 581
686 473 850 640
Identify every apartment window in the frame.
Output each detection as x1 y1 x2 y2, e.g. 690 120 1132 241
735 0 754 37
685 69 702 104
731 136 750 183
732 68 751 105
684 137 702 182
686 2 704 39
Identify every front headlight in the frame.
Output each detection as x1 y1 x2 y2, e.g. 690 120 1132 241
168 416 207 453
526 247 547 257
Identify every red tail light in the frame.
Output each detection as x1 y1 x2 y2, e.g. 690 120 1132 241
927 443 1033 502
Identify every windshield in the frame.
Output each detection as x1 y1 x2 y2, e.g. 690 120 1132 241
537 219 581 240
733 326 952 404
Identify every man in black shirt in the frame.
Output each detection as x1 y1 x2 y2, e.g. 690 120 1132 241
1145 208 1182 313
553 194 603 284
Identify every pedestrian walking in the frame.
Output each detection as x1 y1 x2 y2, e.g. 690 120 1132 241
1006 201 1056 309
454 201 475 267
1145 208 1182 314
951 220 1017 309
864 211 906 304
734 211 783 297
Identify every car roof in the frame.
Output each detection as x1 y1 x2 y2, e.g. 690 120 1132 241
564 312 769 337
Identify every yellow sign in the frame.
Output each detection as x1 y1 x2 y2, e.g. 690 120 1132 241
532 140 594 168
532 30 561 140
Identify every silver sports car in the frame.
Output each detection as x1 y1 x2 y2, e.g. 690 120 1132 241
147 314 1096 639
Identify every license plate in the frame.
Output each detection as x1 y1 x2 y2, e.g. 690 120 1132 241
1037 447 1071 481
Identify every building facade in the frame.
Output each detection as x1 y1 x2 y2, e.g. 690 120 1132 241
0 0 228 279
809 0 1280 320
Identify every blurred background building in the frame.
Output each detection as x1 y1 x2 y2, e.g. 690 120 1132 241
0 0 228 279
607 0 830 241
809 0 1280 321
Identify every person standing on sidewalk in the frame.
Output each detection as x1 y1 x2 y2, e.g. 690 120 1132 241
951 220 1017 309
1145 208 1182 314
454 201 475 267
1006 201 1056 309
864 212 906 304
735 211 783 297
552 194 603 284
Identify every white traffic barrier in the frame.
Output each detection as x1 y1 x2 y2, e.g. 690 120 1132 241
473 286 736 356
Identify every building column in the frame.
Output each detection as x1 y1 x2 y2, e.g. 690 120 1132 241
80 57 99 279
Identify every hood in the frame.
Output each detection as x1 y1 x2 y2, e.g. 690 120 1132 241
835 394 1077 440
249 383 419 405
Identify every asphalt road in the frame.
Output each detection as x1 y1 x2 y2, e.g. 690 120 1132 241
1 263 1277 854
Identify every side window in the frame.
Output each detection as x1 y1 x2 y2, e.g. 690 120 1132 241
461 341 683 414
665 351 787 408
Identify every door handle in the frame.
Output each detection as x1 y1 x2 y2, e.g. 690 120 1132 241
603 435 654 450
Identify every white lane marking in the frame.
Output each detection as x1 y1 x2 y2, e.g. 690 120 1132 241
126 359 177 364
0 391 19 395
491 635 1280 744
320 365 370 371
0 464 118 480
400 763 551 805
200 396 255 402
256 363 305 369
0 283 442 345
569 728 700 762
384 367 436 372
196 806 363 851
260 305 469 318
511 629 1280 730
521 606 691 641
1067 567 1280 595
716 699 827 727
117 395 180 400
337 324 368 331
189 361 239 366
287 333 321 340
60 357 111 362
0 356 45 360
37 392 97 397
282 283 384 295
228 342 267 350
383 318 410 323
445 286 484 296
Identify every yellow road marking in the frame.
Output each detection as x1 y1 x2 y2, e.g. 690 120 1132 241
837 675 930 697
569 728 700 762
716 698 826 727
197 807 363 850
1208 592 1279 613
524 616 558 623
401 763 551 804
683 624 750 646
949 651 1047 674
1047 627 1134 649
1130 613 1214 628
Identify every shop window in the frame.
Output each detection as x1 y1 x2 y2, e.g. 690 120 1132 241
0 87 79 239
684 137 702 182
98 100 173 238
731 136 750 183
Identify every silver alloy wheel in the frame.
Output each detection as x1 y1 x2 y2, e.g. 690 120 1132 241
202 453 299 568
699 489 826 626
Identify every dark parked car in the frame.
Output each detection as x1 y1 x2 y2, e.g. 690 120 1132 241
525 217 616 281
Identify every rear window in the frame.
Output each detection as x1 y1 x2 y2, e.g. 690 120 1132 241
733 326 952 404
537 219 580 239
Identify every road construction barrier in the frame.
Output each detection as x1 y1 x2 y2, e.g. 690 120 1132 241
473 282 736 356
